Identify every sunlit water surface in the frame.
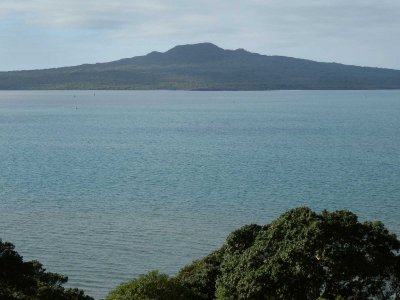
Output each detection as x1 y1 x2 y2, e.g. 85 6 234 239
1 90 399 299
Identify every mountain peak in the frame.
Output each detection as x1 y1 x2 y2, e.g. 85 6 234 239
164 42 225 63
166 42 223 54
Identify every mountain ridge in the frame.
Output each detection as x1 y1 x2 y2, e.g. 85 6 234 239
1 42 399 90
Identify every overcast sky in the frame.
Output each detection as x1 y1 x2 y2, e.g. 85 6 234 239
1 0 399 71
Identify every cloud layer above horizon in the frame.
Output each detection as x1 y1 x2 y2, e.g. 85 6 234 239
1 0 399 70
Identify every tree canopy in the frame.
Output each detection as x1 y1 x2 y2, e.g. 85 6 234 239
107 207 400 300
3 207 399 299
0 240 93 300
105 271 197 300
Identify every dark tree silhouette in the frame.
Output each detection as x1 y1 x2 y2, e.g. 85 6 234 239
0 240 93 300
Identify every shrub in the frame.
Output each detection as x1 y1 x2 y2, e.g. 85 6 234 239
106 270 197 300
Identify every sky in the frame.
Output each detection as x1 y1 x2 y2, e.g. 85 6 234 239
1 0 400 71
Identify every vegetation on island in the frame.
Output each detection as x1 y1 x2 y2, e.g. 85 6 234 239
1 43 400 90
106 208 400 300
2 207 399 300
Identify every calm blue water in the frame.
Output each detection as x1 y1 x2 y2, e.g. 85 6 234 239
0 90 399 299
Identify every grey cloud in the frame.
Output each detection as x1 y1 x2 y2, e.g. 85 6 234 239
1 0 399 36
0 0 399 70
0 0 168 29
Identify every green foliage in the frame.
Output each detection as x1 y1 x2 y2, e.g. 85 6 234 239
105 270 197 300
214 208 400 300
215 208 324 299
6 206 398 300
176 250 224 299
0 240 93 300
106 208 400 300
316 297 346 300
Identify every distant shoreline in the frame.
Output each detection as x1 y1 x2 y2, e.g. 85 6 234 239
1 43 400 90
1 88 400 92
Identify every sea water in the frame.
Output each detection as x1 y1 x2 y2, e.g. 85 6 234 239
0 90 399 299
